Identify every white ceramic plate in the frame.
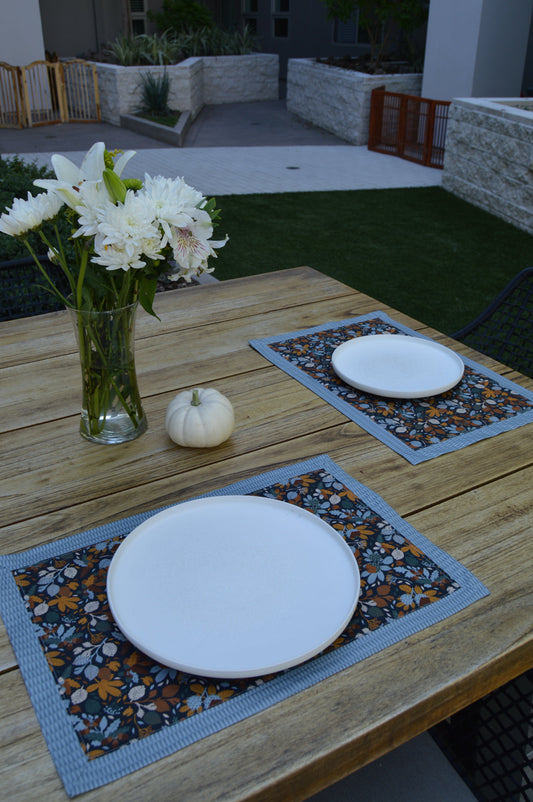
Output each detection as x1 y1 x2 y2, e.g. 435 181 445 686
331 333 465 399
107 496 360 678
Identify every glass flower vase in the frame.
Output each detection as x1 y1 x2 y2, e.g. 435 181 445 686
68 302 147 444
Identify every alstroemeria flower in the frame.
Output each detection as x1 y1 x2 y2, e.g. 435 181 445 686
0 191 63 237
34 142 135 209
169 220 228 280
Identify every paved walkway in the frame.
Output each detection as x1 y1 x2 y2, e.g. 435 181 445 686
0 100 442 196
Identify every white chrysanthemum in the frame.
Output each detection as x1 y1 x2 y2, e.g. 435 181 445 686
0 191 63 237
140 174 211 244
91 244 147 272
92 191 164 270
73 182 115 238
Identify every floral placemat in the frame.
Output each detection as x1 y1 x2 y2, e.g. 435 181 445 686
249 312 533 464
0 455 488 797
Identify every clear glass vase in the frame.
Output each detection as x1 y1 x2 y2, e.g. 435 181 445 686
68 302 147 444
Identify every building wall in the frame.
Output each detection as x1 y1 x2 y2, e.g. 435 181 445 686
243 0 373 81
38 0 123 57
422 0 533 100
2 0 45 65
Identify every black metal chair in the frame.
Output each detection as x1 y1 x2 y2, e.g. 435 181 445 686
451 266 533 378
431 669 533 802
0 255 70 321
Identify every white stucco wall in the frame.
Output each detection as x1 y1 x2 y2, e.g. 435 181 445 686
2 0 45 65
422 0 533 100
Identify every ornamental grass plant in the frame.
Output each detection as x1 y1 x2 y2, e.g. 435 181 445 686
105 26 257 66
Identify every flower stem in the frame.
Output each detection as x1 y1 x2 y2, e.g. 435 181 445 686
23 238 71 307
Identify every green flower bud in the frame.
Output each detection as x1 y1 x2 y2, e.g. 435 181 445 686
103 168 127 204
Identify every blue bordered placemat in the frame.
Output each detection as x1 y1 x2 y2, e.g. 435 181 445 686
0 455 488 796
249 312 533 464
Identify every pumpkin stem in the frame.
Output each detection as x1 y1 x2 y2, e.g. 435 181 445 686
191 388 201 406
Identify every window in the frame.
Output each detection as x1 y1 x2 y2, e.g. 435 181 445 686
334 18 356 45
243 0 258 35
130 0 146 36
273 0 289 39
333 11 370 45
274 17 289 37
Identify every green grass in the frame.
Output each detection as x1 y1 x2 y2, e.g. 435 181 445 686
212 187 533 334
138 111 180 127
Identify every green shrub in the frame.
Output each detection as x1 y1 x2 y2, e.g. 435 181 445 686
0 156 72 262
148 0 213 35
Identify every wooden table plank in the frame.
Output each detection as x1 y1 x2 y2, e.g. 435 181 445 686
0 267 359 368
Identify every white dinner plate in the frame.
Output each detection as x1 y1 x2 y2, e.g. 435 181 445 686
331 333 465 399
107 496 360 678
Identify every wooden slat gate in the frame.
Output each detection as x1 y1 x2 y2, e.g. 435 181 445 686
368 88 450 169
0 59 100 128
0 62 26 128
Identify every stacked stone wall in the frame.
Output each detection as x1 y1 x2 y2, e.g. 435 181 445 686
442 99 533 236
95 54 278 126
202 54 278 105
286 59 422 145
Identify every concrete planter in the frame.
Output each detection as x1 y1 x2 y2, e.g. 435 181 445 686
120 111 192 147
94 54 279 126
286 58 422 145
442 98 533 236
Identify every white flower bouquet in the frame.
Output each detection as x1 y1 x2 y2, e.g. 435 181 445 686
0 143 228 444
0 141 227 315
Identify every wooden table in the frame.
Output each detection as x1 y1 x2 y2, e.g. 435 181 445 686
1 267 532 801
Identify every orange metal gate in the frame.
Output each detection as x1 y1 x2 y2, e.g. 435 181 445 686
368 88 450 169
0 59 100 128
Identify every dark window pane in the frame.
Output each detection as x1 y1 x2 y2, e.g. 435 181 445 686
334 19 356 44
132 19 145 35
274 17 289 37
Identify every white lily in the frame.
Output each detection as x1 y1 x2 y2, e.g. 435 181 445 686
34 142 136 209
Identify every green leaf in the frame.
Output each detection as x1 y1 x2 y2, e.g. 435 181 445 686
138 275 160 318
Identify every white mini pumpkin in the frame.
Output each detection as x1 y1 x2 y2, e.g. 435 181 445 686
165 387 235 448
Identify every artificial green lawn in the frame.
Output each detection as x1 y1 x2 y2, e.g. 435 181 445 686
212 187 533 335
2 159 533 336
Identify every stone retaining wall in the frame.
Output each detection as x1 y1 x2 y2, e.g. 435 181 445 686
442 98 533 236
95 54 278 126
286 59 422 145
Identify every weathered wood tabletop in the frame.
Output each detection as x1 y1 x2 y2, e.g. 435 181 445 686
1 267 532 801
